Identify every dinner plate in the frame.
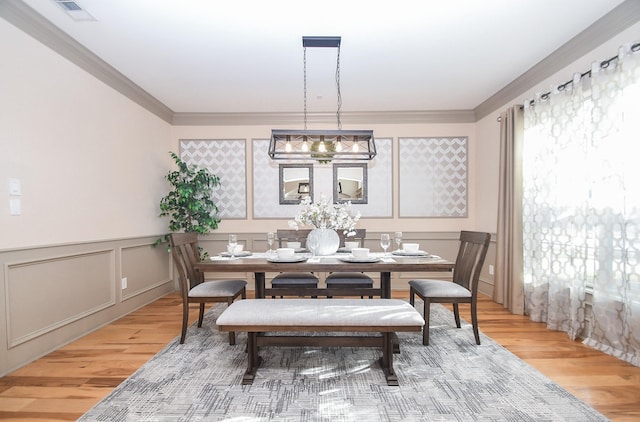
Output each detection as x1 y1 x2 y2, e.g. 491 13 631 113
266 256 308 263
219 251 252 257
392 250 429 257
339 256 381 263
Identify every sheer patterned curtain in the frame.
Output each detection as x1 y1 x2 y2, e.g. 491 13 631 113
523 43 640 366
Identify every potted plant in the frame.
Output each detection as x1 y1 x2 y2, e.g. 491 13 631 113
154 151 221 257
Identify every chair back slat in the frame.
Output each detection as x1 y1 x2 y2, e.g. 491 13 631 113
452 231 491 293
169 233 204 296
276 229 312 247
338 228 366 247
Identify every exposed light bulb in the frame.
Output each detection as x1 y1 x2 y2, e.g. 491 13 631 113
352 142 359 152
285 141 292 152
318 141 326 153
301 140 309 152
335 140 343 152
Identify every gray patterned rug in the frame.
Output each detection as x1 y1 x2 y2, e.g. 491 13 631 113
79 301 608 421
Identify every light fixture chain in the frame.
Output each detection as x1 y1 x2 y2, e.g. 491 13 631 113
303 46 308 131
336 45 342 130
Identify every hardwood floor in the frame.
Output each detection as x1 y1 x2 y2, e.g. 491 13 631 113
0 291 638 421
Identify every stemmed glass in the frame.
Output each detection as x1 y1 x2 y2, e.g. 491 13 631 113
228 234 237 258
395 231 403 252
380 233 391 256
266 232 275 255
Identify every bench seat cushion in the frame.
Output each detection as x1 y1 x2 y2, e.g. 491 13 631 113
217 299 424 332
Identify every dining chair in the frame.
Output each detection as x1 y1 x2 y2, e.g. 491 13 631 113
169 232 247 344
325 229 374 298
271 229 319 297
408 231 491 346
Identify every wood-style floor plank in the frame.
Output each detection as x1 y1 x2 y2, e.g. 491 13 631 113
0 292 638 421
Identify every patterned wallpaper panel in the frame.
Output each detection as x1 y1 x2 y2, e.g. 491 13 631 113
252 138 393 219
399 137 468 217
180 139 247 219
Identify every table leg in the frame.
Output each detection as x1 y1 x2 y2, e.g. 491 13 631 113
380 272 391 298
254 272 266 299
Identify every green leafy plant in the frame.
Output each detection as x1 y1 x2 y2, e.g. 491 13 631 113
154 152 221 256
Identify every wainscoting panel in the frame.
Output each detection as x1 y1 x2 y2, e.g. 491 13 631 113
121 242 172 301
0 236 175 376
5 250 115 348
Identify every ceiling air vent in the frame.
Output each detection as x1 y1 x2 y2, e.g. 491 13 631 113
53 0 96 21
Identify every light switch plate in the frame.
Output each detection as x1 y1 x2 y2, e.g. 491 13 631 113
10 198 21 215
9 178 21 196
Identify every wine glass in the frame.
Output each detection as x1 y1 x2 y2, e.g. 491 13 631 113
380 233 391 256
228 234 237 258
394 231 403 252
266 232 275 255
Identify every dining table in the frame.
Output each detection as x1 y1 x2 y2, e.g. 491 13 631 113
193 251 454 298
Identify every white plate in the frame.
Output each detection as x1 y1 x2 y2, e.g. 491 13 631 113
339 256 381 263
219 251 252 257
392 250 429 257
267 256 308 263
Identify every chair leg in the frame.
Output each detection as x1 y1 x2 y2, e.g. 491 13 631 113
197 303 205 327
453 303 461 328
471 300 480 345
423 299 431 346
180 301 189 344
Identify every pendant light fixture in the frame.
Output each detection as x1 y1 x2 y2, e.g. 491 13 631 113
268 36 376 161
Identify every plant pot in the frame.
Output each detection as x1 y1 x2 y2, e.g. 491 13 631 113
307 228 340 256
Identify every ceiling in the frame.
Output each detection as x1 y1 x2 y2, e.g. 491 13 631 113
14 0 632 117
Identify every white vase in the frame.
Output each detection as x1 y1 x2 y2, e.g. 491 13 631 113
307 228 340 255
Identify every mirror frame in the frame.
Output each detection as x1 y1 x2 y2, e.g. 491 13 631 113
279 164 314 205
333 163 368 204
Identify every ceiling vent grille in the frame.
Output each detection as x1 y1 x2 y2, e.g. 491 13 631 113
53 0 96 21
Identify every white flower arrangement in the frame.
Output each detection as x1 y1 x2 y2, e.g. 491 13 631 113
289 194 360 235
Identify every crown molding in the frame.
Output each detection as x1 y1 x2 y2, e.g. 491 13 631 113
0 0 174 123
474 0 640 120
171 110 476 126
4 0 637 125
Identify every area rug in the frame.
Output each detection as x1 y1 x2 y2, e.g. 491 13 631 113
79 301 608 421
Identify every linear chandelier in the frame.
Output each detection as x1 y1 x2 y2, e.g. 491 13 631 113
269 36 376 161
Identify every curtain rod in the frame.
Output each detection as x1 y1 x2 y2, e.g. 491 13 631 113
497 41 640 121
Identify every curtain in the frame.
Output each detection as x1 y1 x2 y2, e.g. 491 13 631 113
494 106 524 314
522 43 640 366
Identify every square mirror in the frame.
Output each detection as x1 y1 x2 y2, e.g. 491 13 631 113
333 163 367 204
279 164 313 204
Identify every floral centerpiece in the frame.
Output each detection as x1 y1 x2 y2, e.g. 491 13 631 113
289 195 361 255
289 195 360 234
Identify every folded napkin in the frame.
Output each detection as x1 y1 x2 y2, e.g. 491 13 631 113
307 257 322 263
380 257 396 263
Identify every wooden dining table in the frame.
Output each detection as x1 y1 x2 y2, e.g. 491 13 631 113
193 253 454 298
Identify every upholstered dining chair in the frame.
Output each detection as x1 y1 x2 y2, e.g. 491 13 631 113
325 229 374 298
169 232 247 345
409 231 491 346
271 229 319 297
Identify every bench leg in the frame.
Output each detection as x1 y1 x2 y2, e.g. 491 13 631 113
380 332 399 386
242 332 262 385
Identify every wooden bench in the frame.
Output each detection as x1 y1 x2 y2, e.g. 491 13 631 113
216 298 424 386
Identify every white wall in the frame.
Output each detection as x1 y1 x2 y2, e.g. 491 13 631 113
0 19 173 250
